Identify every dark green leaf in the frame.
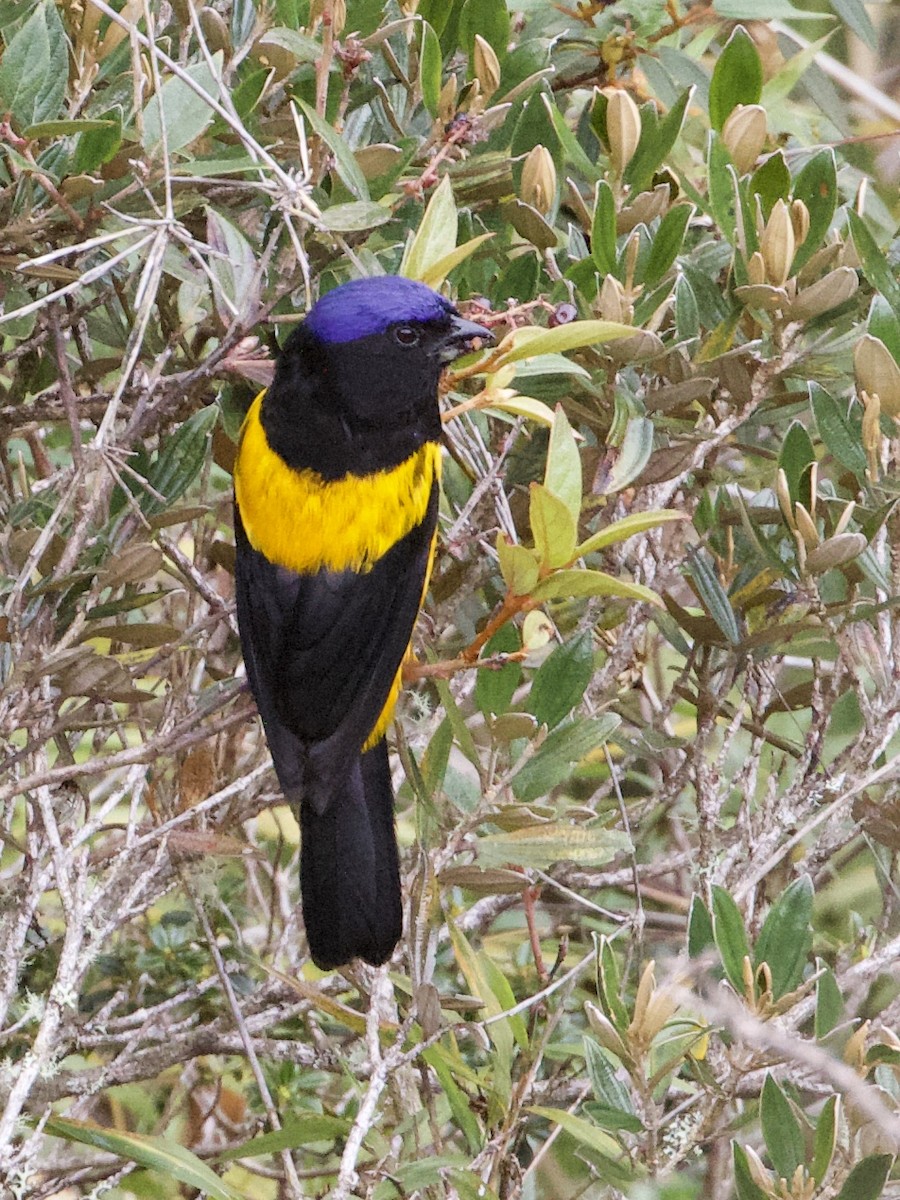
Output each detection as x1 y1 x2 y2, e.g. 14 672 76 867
583 1037 635 1116
591 181 618 275
215 1114 351 1161
791 149 837 272
0 2 67 129
811 1095 838 1185
298 100 369 200
810 383 867 477
846 210 900 318
760 1073 805 1180
73 108 123 173
687 894 715 957
814 961 844 1040
779 421 817 510
733 1143 769 1200
420 21 443 119
750 151 791 219
708 27 762 131
144 406 218 514
836 1155 893 1200
711 885 751 992
867 294 900 365
459 0 509 60
675 274 700 341
686 550 742 645
475 624 522 718
511 715 620 803
143 56 222 154
644 203 694 286
754 874 813 998
707 135 739 244
528 630 594 729
624 87 692 193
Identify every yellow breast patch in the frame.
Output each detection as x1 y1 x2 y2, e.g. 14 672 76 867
234 393 441 575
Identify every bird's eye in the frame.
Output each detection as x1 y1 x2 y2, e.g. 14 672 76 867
393 325 420 346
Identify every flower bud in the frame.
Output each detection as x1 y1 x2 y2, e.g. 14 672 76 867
605 88 641 175
760 198 795 286
805 532 867 575
859 390 882 482
520 144 556 214
794 502 819 549
438 74 457 123
854 334 900 417
722 103 766 174
596 273 628 323
472 34 501 102
747 250 766 286
790 198 810 246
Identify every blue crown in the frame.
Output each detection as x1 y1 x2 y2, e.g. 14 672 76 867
304 276 455 345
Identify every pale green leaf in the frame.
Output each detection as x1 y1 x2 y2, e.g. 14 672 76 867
401 175 459 281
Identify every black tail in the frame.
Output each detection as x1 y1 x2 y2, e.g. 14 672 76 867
299 738 402 970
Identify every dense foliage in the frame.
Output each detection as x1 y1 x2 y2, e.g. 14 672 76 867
0 0 898 1196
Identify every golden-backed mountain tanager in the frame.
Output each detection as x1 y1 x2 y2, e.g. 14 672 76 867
233 276 492 969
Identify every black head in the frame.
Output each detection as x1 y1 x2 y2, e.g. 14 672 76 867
262 276 493 479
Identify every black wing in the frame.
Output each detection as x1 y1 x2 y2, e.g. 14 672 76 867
234 482 438 810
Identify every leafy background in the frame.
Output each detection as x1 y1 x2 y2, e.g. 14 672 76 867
0 0 899 1197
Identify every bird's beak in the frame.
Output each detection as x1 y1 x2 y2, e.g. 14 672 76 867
439 313 495 363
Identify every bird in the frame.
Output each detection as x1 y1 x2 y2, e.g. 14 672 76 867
233 275 493 970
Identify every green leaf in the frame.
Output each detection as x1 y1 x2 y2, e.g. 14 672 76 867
733 1143 769 1200
686 551 741 645
544 405 582 520
829 0 876 48
530 482 578 569
420 233 495 290
143 54 222 154
811 1095 838 1185
779 420 817 510
576 510 687 560
707 135 739 244
529 569 662 607
216 1114 351 1161
624 87 692 193
0 2 67 129
760 1074 804 1180
814 960 844 1040
583 1037 635 1116
511 715 621 803
319 201 392 232
297 100 369 200
846 210 900 318
73 107 123 173
754 874 813 998
810 382 867 477
44 1117 241 1200
709 27 762 131
475 624 522 717
750 150 791 219
600 417 655 495
836 1156 893 1200
144 406 218 514
497 320 634 365
791 149 837 273
711 885 751 992
448 923 513 1065
528 630 593 729
496 533 541 596
459 0 509 60
675 273 700 341
592 181 618 275
257 27 321 62
867 294 900 365
422 1046 483 1154
527 1108 636 1185
206 208 258 325
542 92 602 181
478 823 625 871
419 21 443 118
687 894 715 958
401 174 459 280
714 0 829 16
644 204 694 287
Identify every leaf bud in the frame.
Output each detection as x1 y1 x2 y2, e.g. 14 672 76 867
472 34 501 102
859 389 882 482
747 250 766 286
805 533 867 575
854 334 900 417
760 198 795 287
520 144 557 215
721 103 766 174
605 88 642 175
596 273 628 323
788 266 858 321
438 74 458 123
